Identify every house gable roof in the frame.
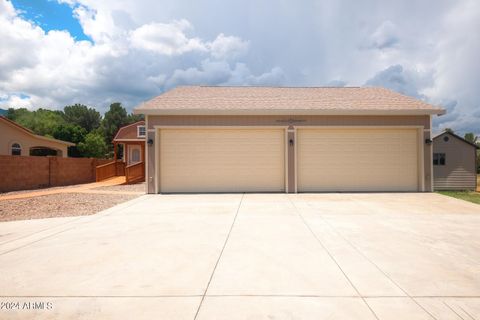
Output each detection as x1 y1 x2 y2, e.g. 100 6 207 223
134 86 446 116
0 116 75 146
113 121 145 142
1 116 35 135
433 131 479 149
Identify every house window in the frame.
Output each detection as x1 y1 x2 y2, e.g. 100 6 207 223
11 143 21 156
433 153 446 166
137 125 146 138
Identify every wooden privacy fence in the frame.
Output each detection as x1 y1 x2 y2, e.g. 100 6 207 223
0 155 111 193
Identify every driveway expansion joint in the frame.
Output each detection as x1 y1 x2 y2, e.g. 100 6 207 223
0 216 86 247
288 194 383 320
193 193 245 320
0 196 144 256
1 193 479 319
301 198 439 320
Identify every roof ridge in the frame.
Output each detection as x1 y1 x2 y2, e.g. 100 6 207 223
433 131 479 149
134 86 446 116
113 120 145 142
0 115 35 134
0 116 74 146
195 85 363 89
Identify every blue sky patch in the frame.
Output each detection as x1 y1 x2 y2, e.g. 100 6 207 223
11 0 91 41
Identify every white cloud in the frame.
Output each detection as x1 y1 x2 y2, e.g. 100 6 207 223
0 94 34 109
0 0 284 111
425 0 480 134
0 0 15 17
368 20 399 50
166 60 284 88
0 0 479 136
365 64 434 99
130 20 207 55
208 33 249 60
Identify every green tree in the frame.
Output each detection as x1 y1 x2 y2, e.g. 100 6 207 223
53 124 87 144
463 133 479 175
127 113 144 124
101 102 129 144
444 128 454 134
7 108 65 136
6 107 29 121
464 132 478 144
477 149 480 174
77 132 108 158
63 104 101 132
475 139 480 174
52 124 88 157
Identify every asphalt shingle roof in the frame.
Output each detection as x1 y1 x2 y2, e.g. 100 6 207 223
134 86 445 115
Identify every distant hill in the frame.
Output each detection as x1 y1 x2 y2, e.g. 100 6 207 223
0 108 7 116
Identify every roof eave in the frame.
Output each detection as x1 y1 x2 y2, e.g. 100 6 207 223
113 138 145 142
112 121 145 141
134 108 446 116
32 134 76 146
1 117 74 146
433 131 479 149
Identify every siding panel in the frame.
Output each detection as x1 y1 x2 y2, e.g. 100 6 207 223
148 115 429 128
433 133 477 191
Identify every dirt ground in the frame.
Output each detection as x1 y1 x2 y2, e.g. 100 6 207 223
0 182 145 222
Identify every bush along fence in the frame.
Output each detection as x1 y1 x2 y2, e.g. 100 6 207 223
0 155 111 193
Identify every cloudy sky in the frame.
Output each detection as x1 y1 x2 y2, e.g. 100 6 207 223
0 0 479 134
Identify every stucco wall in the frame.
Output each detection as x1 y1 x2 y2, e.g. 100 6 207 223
146 115 432 193
433 133 477 190
0 120 69 157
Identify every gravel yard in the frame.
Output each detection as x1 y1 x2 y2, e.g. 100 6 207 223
0 192 139 222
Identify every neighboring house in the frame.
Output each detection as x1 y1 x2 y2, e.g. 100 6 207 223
134 86 445 194
433 131 478 191
113 121 146 166
0 116 74 157
95 121 146 184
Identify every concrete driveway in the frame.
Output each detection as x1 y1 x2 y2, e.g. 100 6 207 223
0 193 479 319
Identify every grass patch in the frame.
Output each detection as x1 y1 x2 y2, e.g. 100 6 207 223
438 191 480 205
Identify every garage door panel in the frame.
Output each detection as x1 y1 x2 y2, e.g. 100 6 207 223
160 129 285 193
297 128 419 192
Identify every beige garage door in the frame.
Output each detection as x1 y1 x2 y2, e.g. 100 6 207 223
297 128 419 192
159 128 285 193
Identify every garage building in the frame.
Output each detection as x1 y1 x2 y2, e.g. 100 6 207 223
134 86 445 193
433 131 478 191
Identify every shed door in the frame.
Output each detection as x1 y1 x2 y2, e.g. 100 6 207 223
297 128 419 192
159 128 285 193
